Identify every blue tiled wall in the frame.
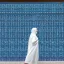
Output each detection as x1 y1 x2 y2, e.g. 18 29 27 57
0 2 64 61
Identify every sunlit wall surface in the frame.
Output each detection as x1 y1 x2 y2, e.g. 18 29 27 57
0 2 64 61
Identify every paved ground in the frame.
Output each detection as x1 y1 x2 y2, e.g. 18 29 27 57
0 61 64 64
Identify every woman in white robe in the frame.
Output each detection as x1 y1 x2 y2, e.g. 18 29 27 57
24 28 39 64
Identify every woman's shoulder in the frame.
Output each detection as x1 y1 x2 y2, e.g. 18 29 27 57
30 33 36 37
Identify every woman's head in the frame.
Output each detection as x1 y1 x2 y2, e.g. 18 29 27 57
31 28 38 34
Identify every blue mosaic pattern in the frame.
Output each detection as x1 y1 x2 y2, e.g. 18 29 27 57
0 2 64 61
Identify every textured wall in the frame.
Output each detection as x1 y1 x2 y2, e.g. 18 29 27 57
0 2 64 61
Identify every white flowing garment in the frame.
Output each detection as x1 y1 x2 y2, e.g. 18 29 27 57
25 30 39 64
